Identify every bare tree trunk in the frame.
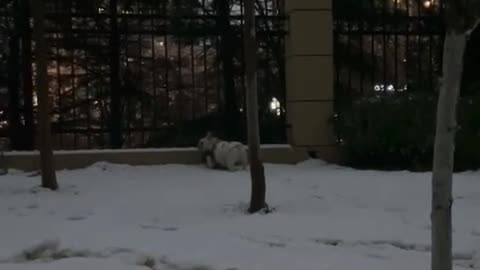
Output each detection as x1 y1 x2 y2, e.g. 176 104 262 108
244 0 267 214
431 31 466 270
430 1 480 269
31 0 58 190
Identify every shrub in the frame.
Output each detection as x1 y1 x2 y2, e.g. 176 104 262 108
333 92 480 171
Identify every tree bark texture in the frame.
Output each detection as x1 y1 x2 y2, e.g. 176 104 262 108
244 0 267 214
31 0 58 190
431 32 467 270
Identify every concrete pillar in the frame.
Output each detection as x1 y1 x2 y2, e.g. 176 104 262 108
285 0 338 161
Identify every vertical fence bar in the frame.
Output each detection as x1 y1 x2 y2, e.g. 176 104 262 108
177 38 183 126
84 33 92 148
138 12 145 146
347 20 352 93
109 0 123 148
191 40 196 120
151 10 157 132
416 0 422 92
202 0 208 115
55 30 63 148
240 0 246 113
162 0 169 130
203 36 208 115
7 0 20 150
359 20 365 94
394 0 399 91
70 43 78 149
405 0 410 89
20 0 34 150
382 0 387 94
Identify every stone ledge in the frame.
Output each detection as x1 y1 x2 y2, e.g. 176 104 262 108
285 0 332 12
0 145 310 171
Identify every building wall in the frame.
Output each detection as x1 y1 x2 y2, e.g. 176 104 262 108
285 0 339 162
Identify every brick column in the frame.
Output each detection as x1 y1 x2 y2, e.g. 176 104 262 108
285 0 338 161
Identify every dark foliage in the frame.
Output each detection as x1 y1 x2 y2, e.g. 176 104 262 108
333 93 480 171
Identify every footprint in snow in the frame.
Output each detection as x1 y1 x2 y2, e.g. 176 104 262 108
162 227 179 232
140 224 163 230
139 224 179 232
26 203 39 210
366 253 391 260
311 195 325 200
471 230 480 237
384 207 406 213
67 216 87 221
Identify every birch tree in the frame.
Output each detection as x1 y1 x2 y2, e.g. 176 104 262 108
244 0 267 213
31 0 58 190
431 1 479 270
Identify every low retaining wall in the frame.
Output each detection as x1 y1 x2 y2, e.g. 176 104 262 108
1 145 309 172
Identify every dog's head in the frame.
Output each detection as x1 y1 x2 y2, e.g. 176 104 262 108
197 132 219 153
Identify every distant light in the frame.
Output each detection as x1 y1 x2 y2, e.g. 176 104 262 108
424 1 432 8
270 98 279 110
269 97 281 116
374 84 396 92
33 93 38 106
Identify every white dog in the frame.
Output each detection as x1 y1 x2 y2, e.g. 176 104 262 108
197 132 248 171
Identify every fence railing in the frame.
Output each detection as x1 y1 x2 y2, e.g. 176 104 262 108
0 0 287 150
332 0 445 143
333 0 444 98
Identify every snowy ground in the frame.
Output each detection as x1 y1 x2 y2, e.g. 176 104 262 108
0 160 479 270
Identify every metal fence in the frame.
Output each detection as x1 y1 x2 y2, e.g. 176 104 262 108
0 0 287 150
332 0 445 144
333 0 444 98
